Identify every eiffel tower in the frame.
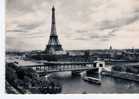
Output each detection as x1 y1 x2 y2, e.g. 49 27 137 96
45 6 63 54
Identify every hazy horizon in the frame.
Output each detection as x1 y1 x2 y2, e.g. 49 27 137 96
6 0 139 51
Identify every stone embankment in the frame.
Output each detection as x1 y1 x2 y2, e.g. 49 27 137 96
101 69 139 82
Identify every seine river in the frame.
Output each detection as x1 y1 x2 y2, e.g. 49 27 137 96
51 71 139 94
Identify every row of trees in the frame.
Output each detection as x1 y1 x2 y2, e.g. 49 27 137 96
6 62 62 94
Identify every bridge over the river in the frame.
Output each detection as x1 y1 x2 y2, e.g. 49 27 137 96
22 61 105 75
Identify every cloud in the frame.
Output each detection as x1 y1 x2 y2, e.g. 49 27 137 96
6 0 139 51
98 13 139 30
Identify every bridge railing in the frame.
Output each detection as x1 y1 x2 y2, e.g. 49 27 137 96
22 62 97 73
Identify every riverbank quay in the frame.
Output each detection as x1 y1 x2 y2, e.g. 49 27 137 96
101 69 139 82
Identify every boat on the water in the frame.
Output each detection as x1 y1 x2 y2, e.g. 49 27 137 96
82 76 101 85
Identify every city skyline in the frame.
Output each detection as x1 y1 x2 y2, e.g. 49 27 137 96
6 0 139 51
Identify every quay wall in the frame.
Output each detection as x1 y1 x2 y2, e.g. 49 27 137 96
101 70 139 82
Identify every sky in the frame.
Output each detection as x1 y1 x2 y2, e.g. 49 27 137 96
6 0 139 51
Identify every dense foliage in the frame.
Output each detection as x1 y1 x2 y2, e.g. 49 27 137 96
6 62 62 94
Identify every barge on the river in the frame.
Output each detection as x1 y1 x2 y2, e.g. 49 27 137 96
82 76 101 85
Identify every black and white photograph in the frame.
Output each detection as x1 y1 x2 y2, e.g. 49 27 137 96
5 0 139 94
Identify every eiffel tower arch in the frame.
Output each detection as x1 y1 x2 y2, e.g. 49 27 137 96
45 6 63 54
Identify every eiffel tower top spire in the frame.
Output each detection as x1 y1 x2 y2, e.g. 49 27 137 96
45 6 63 54
51 5 57 36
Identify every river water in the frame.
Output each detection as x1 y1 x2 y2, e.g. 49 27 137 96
51 71 139 94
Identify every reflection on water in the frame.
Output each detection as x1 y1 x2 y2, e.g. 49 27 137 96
50 72 139 94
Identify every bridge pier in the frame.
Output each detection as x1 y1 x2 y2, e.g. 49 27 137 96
38 72 48 77
86 68 99 75
71 71 81 76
